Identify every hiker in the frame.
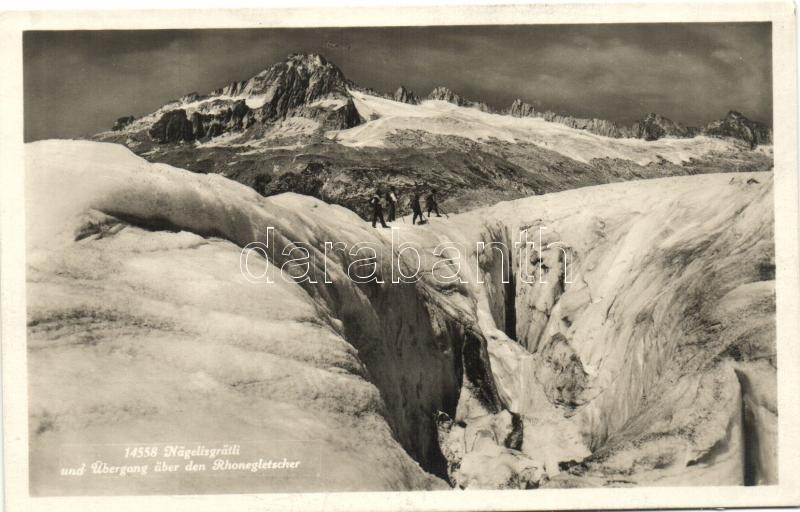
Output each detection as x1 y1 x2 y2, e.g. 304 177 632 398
369 189 389 228
426 188 442 218
386 186 398 222
411 190 425 225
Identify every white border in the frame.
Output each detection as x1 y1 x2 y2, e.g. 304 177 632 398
1 3 798 511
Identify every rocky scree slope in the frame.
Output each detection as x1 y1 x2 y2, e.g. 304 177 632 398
27 140 775 492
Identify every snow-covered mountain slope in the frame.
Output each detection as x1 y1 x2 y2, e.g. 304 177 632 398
340 90 741 165
26 140 775 493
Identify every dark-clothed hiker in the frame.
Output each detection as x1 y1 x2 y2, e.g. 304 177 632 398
370 190 389 228
411 192 424 225
426 188 441 217
386 186 398 222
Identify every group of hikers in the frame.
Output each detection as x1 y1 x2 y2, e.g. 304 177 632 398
368 185 443 228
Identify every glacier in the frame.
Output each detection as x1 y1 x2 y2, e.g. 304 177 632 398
26 140 776 494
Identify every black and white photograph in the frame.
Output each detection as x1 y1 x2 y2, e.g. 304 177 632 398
1 3 799 511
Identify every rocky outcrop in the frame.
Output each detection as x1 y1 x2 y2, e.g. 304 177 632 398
111 115 134 131
393 85 419 104
294 97 363 130
205 99 252 134
190 111 205 138
546 112 631 138
507 99 631 138
509 99 537 118
428 86 497 113
703 111 772 149
149 100 256 143
148 109 195 143
428 86 468 106
632 112 692 141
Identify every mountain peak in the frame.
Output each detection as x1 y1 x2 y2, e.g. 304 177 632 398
210 51 349 104
704 110 771 148
633 112 690 140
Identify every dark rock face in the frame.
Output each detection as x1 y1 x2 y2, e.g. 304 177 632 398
149 109 195 143
112 116 135 131
226 100 251 131
703 111 772 148
190 112 205 139
215 53 351 123
632 113 691 141
393 86 419 104
294 98 363 130
205 123 224 138
150 101 256 143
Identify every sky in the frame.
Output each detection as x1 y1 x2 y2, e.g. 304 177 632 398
23 23 772 141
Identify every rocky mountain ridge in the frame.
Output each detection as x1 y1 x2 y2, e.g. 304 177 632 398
705 110 773 148
94 52 773 219
111 53 362 145
506 99 770 147
104 52 771 147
